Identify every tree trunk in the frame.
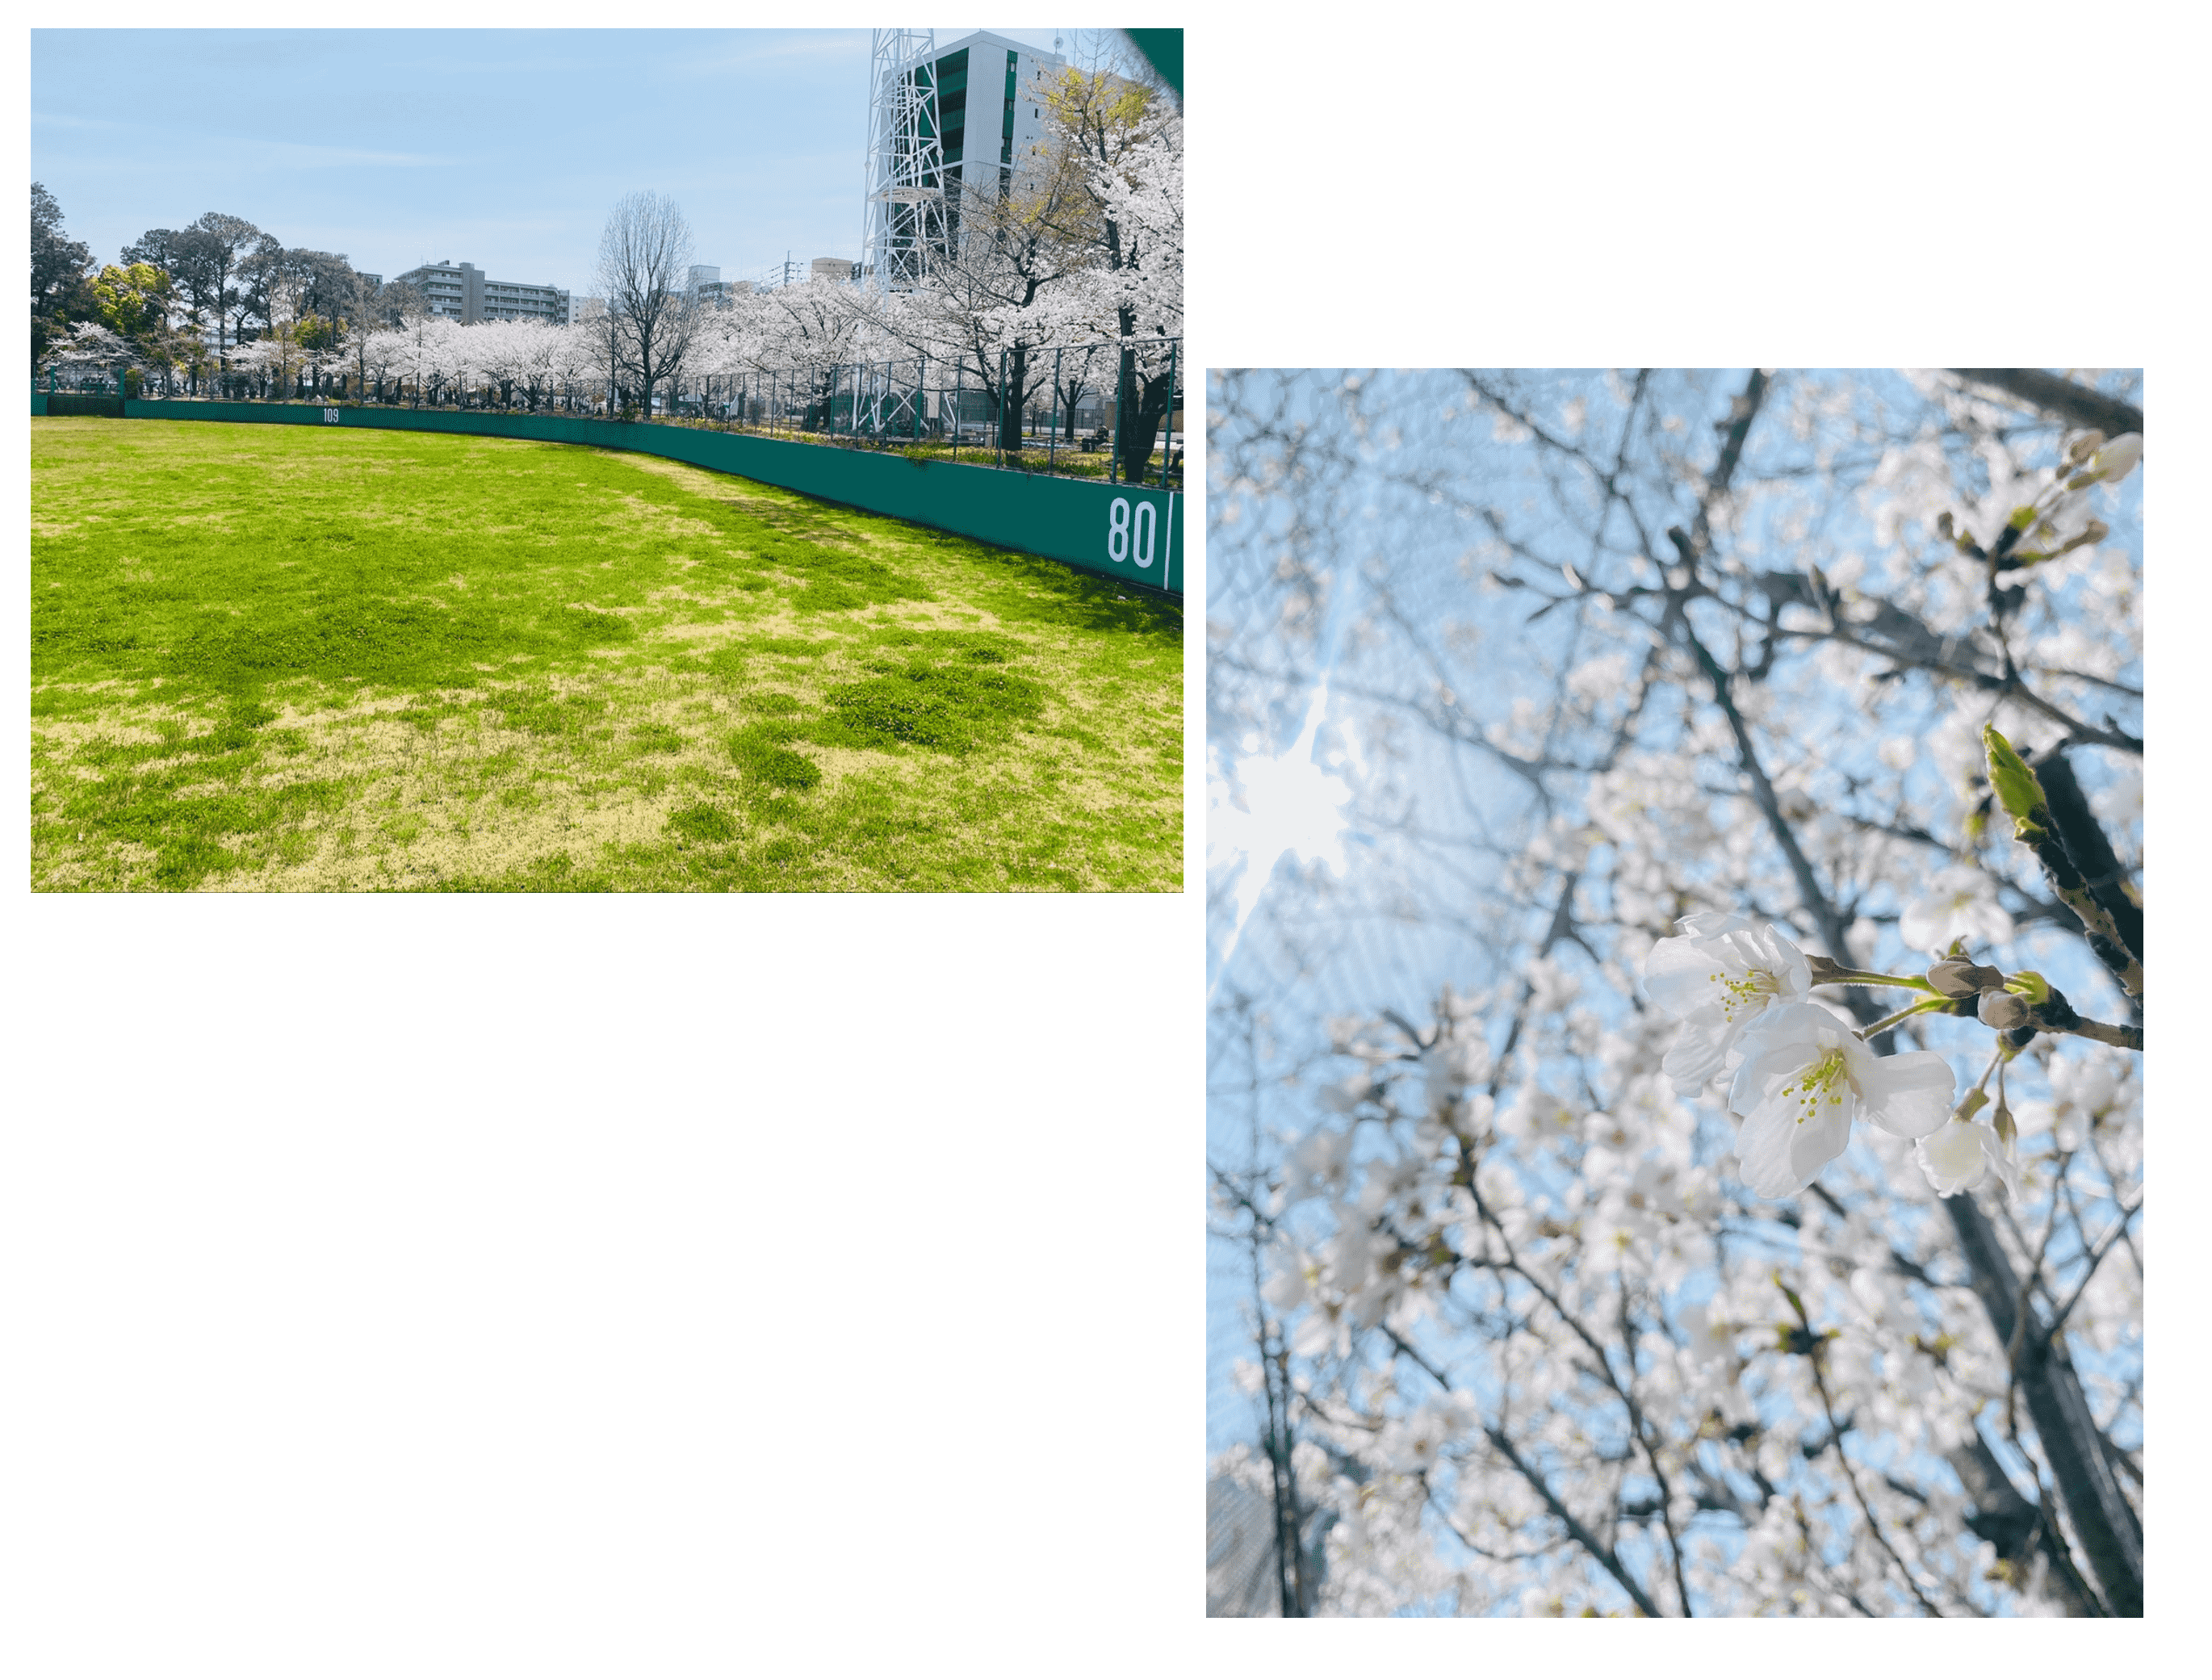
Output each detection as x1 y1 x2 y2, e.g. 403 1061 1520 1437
1116 353 1175 484
999 346 1028 454
1942 1195 2143 1615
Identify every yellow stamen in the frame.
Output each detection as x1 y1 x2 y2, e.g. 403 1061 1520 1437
1786 1049 1851 1125
1708 966 1783 1024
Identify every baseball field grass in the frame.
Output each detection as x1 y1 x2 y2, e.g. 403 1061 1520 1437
30 417 1182 891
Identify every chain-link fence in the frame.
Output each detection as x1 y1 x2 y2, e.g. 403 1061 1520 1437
655 336 1182 489
34 334 1184 492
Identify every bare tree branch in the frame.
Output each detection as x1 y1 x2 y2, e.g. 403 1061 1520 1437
595 190 699 414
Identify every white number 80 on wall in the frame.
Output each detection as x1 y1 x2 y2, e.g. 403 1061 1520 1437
1106 496 1157 569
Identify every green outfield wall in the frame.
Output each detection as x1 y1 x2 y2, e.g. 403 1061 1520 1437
41 398 1183 595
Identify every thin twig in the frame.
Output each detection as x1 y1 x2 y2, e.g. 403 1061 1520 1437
1383 1330 1662 1617
2042 1199 2142 1346
1791 1306 1946 1616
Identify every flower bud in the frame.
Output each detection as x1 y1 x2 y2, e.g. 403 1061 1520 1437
1927 957 2005 998
1977 991 2032 1029
2088 432 2142 484
2064 430 2105 467
1982 725 2049 843
1918 1116 1999 1197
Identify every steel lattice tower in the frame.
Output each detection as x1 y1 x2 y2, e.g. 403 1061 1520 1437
861 29 949 291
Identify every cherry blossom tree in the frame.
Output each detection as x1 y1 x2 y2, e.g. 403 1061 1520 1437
219 333 289 398
1209 369 2142 1617
727 276 869 417
44 319 136 375
376 312 464 407
1028 48 1183 479
459 318 542 408
524 316 602 411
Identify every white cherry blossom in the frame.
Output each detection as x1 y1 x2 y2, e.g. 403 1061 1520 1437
1898 864 2015 956
1915 1117 2018 1200
1642 912 1812 1095
1726 1003 1954 1197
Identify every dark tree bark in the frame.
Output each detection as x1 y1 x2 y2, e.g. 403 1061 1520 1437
1949 370 2142 440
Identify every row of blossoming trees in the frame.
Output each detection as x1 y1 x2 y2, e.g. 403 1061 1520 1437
45 267 1150 418
1207 369 2142 1616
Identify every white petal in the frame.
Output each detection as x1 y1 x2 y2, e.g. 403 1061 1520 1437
1916 1120 1990 1196
1765 928 1813 997
1857 1051 1956 1139
1787 1099 1854 1187
1725 1084 1849 1204
1734 1090 1814 1198
1677 911 1752 938
1662 1019 1732 1096
1644 937 1729 1019
1737 1001 1843 1054
1727 1035 1817 1117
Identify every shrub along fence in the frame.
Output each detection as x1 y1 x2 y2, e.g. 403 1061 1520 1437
33 392 1183 597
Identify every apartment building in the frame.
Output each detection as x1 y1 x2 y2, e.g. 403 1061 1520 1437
389 260 572 325
688 266 753 308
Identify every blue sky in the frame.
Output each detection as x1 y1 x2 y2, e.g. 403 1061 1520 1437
31 27 1078 297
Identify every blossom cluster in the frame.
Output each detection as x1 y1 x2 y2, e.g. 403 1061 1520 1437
1641 913 2027 1200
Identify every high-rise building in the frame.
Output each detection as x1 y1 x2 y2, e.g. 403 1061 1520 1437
862 29 1066 289
389 260 572 325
